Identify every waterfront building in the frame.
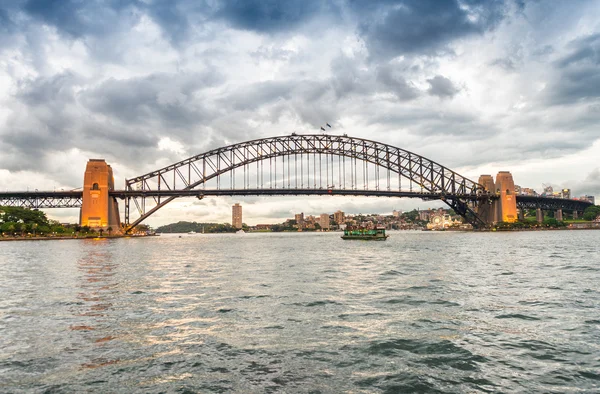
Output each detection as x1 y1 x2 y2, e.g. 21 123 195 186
319 214 330 230
295 213 304 229
580 195 595 204
419 209 431 222
232 203 242 229
562 189 571 199
392 210 402 217
427 213 460 230
520 188 537 196
333 210 345 224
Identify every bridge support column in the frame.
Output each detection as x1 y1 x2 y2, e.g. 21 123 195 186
536 208 544 223
495 171 517 223
518 209 524 221
555 209 563 222
80 159 121 233
573 211 578 220
476 175 497 225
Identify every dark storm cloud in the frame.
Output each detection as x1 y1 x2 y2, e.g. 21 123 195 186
0 6 15 33
24 0 134 38
20 0 324 44
353 0 509 59
21 0 206 44
5 72 82 158
426 75 461 98
547 33 600 105
0 71 217 172
215 0 324 33
80 71 222 128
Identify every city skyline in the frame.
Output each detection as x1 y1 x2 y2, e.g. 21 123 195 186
0 1 599 226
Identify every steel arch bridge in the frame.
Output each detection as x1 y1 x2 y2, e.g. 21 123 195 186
122 134 491 231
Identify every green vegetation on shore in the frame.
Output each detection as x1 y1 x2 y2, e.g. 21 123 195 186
494 218 567 230
0 206 116 237
156 221 246 233
1 206 72 236
583 205 600 221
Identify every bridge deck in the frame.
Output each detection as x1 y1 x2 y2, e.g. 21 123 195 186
0 190 591 211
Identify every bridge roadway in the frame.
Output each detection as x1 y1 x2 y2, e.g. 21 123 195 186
0 189 592 212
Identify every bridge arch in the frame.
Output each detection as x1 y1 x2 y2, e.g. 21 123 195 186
123 134 489 231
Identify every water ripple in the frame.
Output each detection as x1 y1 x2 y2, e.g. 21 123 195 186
1 231 599 392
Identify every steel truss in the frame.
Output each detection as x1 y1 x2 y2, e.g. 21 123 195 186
516 195 592 212
0 191 83 208
123 134 491 230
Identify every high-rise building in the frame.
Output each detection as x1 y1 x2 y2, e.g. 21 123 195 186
561 189 571 199
333 210 345 224
232 203 242 229
319 213 330 230
392 210 402 217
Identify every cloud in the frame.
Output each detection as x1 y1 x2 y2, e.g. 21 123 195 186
24 0 135 38
80 71 222 128
215 0 325 33
376 65 420 101
426 75 461 98
546 33 600 105
354 0 509 59
578 168 600 197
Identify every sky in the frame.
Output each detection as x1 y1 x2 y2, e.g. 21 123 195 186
0 0 599 226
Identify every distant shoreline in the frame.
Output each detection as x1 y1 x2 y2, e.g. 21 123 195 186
2 227 597 242
0 234 157 242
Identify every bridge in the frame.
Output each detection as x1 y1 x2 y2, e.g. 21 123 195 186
0 134 593 232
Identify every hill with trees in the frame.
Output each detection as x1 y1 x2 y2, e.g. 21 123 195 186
155 221 244 233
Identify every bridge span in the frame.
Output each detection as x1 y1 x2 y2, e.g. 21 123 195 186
0 134 593 232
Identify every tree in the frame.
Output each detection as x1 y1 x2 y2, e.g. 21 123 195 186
543 217 565 227
107 226 113 236
99 229 104 236
583 205 600 221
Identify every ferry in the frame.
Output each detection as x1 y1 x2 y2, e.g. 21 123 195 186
341 226 389 241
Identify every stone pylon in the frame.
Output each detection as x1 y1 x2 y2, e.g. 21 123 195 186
555 209 563 221
536 208 544 223
476 175 497 225
80 159 121 232
495 171 517 223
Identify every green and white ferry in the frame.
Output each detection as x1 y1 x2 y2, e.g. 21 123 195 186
341 226 389 241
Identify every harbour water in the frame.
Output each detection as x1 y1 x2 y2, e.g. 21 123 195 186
1 231 599 393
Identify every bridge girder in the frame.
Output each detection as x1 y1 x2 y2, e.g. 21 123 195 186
516 195 591 212
0 192 83 208
122 134 489 230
